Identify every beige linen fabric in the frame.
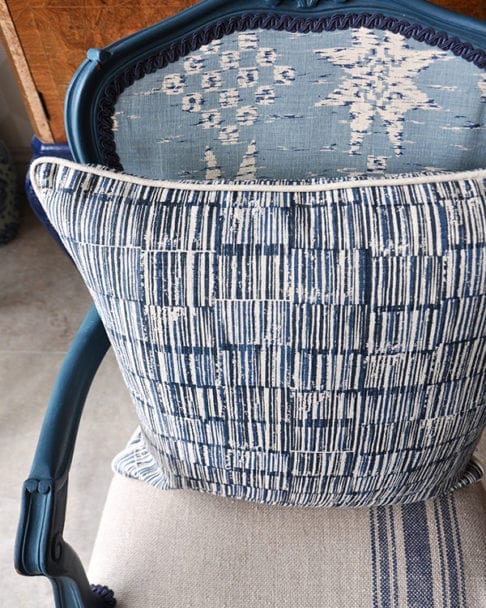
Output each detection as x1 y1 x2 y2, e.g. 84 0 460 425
88 475 485 608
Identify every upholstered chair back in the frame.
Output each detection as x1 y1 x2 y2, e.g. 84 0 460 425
68 10 486 181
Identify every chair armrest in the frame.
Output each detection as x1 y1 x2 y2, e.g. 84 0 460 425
28 304 110 483
15 305 115 607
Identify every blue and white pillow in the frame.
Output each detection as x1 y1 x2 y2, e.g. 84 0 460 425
31 158 486 507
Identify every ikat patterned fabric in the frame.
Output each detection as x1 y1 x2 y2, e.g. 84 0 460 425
113 28 486 181
31 158 486 507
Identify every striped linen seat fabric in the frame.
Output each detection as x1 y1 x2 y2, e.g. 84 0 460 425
88 476 486 608
31 158 486 508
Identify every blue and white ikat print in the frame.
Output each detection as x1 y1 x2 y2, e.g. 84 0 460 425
31 158 486 507
113 28 486 181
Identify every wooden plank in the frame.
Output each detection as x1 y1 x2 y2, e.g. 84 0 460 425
428 0 485 20
6 0 198 142
0 0 53 142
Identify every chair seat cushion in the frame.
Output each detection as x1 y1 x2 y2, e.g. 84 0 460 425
88 474 486 608
31 159 486 507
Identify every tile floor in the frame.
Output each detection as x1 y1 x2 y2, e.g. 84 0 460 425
1 204 485 608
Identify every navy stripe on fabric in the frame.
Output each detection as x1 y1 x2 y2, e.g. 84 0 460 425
433 495 467 608
389 509 399 607
449 497 467 607
370 510 380 608
377 508 393 608
402 501 435 608
370 507 400 608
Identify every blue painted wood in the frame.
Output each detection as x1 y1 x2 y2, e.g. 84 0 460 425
26 137 72 253
15 306 112 607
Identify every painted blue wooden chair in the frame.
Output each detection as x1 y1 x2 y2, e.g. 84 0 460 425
16 1 486 606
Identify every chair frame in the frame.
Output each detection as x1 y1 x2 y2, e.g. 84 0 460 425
15 1 486 606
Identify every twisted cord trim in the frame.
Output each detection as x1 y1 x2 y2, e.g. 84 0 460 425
90 584 116 606
95 12 486 169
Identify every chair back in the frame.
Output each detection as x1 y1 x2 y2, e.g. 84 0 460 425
65 0 486 180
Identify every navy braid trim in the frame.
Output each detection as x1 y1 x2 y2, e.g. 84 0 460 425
90 584 117 606
96 11 486 169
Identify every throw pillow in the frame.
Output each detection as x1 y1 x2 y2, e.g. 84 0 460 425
31 157 486 507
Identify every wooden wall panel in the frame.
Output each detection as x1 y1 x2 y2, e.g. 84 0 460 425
0 1 53 141
1 0 484 143
428 0 485 21
5 0 198 141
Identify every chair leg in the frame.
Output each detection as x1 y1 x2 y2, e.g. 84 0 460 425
50 572 115 608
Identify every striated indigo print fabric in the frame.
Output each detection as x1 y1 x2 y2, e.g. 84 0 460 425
112 28 486 181
31 158 486 507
